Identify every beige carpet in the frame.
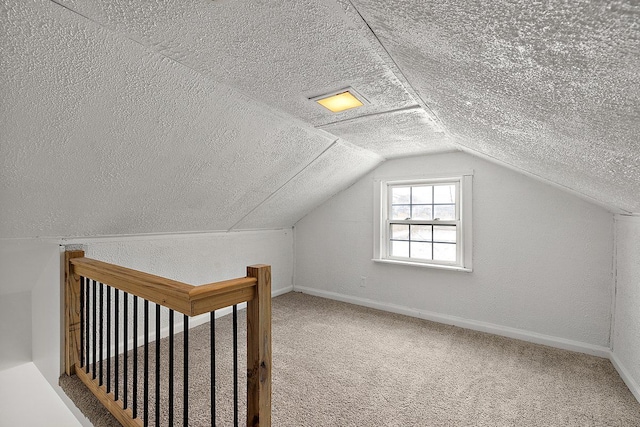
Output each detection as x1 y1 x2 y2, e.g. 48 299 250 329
60 291 640 426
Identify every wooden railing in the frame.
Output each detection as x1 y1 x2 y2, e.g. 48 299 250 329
64 250 271 426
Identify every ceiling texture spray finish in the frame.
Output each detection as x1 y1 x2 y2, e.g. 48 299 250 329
0 0 341 237
53 0 420 126
235 140 383 230
349 0 640 212
320 107 454 159
1 0 638 238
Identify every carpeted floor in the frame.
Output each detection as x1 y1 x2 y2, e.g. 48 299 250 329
60 291 640 426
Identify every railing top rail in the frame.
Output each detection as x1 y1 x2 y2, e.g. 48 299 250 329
70 257 260 316
189 277 257 300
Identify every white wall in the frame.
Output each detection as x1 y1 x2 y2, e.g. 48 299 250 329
80 229 293 292
0 239 60 373
294 152 614 353
31 244 64 385
0 239 91 424
0 291 31 371
611 215 640 401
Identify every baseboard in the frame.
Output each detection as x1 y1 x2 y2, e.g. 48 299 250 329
610 352 640 403
294 286 611 358
273 285 294 298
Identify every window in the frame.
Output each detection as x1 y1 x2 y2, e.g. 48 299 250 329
373 173 472 271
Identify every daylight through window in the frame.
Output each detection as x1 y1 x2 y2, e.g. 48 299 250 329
389 183 458 262
374 174 472 271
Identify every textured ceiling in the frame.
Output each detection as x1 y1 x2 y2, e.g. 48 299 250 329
0 0 378 238
1 0 638 239
236 140 382 229
350 0 640 212
320 107 453 159
53 0 433 127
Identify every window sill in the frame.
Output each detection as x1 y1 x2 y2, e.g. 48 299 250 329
372 258 472 272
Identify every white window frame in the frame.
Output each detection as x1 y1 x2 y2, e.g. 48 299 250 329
373 172 473 272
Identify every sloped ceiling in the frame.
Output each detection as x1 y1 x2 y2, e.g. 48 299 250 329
348 0 640 213
0 0 638 239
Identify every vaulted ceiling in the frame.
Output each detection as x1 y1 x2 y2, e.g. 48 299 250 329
1 0 638 238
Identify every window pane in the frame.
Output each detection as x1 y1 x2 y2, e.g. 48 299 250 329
434 204 455 220
434 185 455 203
391 205 411 220
390 224 409 240
433 243 456 262
391 241 409 258
410 242 432 260
412 186 432 204
433 225 456 243
411 225 432 242
391 186 410 204
412 205 433 220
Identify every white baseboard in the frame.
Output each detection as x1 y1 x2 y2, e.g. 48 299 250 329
610 352 640 403
294 286 611 358
297 286 640 405
273 285 293 298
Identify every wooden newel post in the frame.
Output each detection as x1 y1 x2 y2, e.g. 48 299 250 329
246 264 272 427
65 250 85 375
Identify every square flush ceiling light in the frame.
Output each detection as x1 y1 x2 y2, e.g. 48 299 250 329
311 88 366 113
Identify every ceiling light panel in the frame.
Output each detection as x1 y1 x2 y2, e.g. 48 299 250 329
312 88 367 113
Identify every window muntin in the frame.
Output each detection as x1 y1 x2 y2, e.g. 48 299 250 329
386 182 461 265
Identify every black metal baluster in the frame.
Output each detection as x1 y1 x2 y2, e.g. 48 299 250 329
233 305 238 427
107 286 111 393
124 292 128 409
133 296 138 419
80 276 84 368
210 311 216 427
115 290 120 401
85 278 90 373
99 282 104 386
184 314 189 427
144 300 149 427
169 310 174 426
92 280 97 380
155 304 161 426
